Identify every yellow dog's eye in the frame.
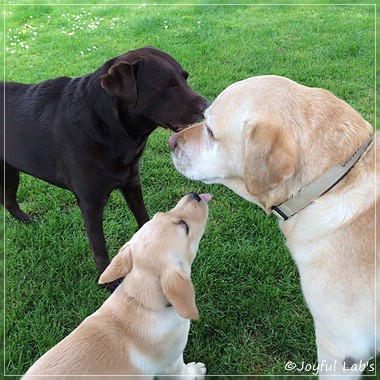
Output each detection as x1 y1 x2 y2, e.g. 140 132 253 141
177 219 189 235
206 125 214 138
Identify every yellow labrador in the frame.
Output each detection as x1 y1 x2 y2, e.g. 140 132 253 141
23 192 212 380
169 75 377 378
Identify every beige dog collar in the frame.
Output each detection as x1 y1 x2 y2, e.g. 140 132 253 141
272 137 373 221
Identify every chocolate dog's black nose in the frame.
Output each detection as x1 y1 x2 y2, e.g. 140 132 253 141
198 98 211 112
188 192 201 202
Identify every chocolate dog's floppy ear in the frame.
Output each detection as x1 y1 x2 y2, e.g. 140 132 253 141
98 243 133 284
161 267 199 320
100 59 141 108
244 120 297 197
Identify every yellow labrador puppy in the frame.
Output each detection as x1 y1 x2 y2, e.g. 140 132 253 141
23 192 212 380
169 75 377 379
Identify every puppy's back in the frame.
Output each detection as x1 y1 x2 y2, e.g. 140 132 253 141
23 311 135 378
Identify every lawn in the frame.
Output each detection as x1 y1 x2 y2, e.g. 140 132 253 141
2 1 376 378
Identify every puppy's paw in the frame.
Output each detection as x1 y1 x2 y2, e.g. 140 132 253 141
185 362 206 378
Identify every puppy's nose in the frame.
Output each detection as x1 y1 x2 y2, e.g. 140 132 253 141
188 192 202 202
168 134 178 151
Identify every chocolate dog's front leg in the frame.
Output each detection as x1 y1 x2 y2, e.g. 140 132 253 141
77 197 109 272
119 168 149 228
77 196 121 291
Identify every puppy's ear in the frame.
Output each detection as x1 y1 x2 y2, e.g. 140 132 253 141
98 244 133 284
161 267 199 320
244 120 297 197
100 59 141 108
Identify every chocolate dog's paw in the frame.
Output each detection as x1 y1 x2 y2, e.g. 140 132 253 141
19 213 32 223
98 277 123 293
185 362 206 378
8 207 32 223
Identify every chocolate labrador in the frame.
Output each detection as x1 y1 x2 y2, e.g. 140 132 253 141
1 46 209 290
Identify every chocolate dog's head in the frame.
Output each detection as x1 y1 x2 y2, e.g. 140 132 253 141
100 46 209 132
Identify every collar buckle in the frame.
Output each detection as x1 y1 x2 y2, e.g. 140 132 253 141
271 206 290 221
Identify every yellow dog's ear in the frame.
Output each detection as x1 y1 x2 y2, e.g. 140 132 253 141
161 267 199 320
98 244 133 284
244 120 297 197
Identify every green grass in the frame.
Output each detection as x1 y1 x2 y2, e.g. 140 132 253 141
3 2 376 378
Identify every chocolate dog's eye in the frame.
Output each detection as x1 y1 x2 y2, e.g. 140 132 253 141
182 71 189 80
177 219 189 235
206 125 214 138
168 81 178 90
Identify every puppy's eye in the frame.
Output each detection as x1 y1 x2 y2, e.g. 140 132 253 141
177 219 189 235
206 125 214 138
183 71 189 80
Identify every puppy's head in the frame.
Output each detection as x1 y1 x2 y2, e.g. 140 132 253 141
99 193 211 320
170 75 372 211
